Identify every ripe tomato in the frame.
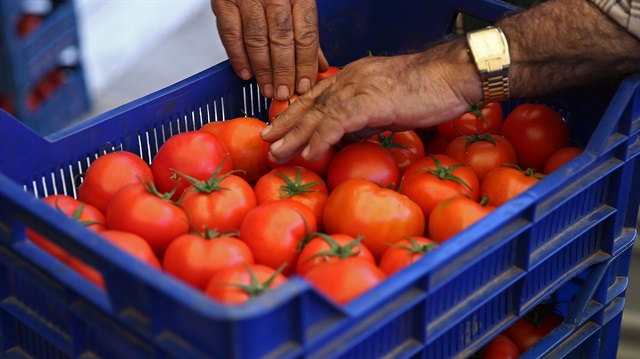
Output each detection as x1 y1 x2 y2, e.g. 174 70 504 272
367 130 426 173
481 166 544 207
444 132 517 182
205 263 287 305
239 199 317 276
543 146 583 174
326 141 401 191
437 102 503 142
479 334 521 359
378 236 437 276
317 66 340 81
502 306 564 353
106 181 189 258
99 230 161 269
16 14 42 37
200 117 271 183
305 257 386 305
151 131 232 201
254 165 328 229
423 134 450 155
268 93 299 122
323 178 425 260
400 155 480 222
296 233 375 276
67 256 105 289
179 165 257 233
428 195 496 242
267 145 336 178
77 151 154 214
163 230 254 290
501 104 570 171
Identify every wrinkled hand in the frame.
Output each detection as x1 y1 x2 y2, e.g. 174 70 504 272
211 0 328 100
260 40 484 163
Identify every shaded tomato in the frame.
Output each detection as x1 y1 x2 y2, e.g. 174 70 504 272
317 66 340 81
437 102 503 142
99 230 161 269
205 263 287 305
268 93 299 122
479 334 521 359
423 134 450 155
502 104 570 171
481 166 544 207
67 256 105 289
296 233 375 276
367 130 426 173
378 236 437 276
543 146 583 174
444 132 517 182
326 141 401 191
502 306 564 353
428 195 496 242
267 145 336 178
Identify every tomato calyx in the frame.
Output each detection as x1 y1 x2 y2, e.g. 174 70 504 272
479 195 492 207
54 199 104 227
219 262 287 299
276 167 322 199
467 102 489 124
455 129 499 153
295 213 315 252
189 225 240 240
139 176 182 204
504 163 547 180
304 233 366 263
374 132 411 151
416 155 472 190
386 236 436 257
172 157 242 195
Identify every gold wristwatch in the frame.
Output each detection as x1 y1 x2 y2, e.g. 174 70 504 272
466 26 511 102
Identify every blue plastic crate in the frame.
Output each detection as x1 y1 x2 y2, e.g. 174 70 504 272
0 0 638 358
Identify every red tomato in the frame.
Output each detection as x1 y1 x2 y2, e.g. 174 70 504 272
437 102 503 142
16 14 42 37
151 131 232 201
0 94 15 115
25 91 41 113
179 165 257 233
400 155 480 222
367 130 426 173
481 166 543 207
77 151 154 214
317 66 340 81
326 141 401 191
378 236 437 276
163 230 254 290
502 306 564 353
444 132 517 182
305 257 386 305
479 334 521 359
543 146 583 174
428 195 496 242
267 145 336 178
99 230 161 269
205 263 287 305
323 178 425 260
106 181 189 258
268 93 299 122
67 256 105 289
239 199 317 276
200 117 271 183
423 134 450 155
253 165 328 229
502 104 570 171
296 233 375 276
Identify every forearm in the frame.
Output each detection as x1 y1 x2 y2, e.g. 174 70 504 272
500 0 640 98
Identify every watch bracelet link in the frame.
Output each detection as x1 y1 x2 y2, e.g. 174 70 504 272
483 71 510 103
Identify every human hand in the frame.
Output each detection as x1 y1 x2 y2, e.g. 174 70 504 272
211 0 329 100
260 40 484 163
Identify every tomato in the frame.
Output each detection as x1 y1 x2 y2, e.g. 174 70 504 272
367 130 426 173
200 117 271 183
323 178 425 260
67 256 105 289
502 306 564 353
179 164 257 233
428 195 496 242
267 145 336 178
205 263 287 305
501 104 570 171
77 151 154 214
326 141 401 191
400 155 480 222
25 91 41 113
16 14 41 37
317 66 340 81
99 230 161 269
479 334 521 359
444 132 517 182
151 131 232 201
106 181 189 258
268 93 299 122
423 134 450 155
543 146 583 174
481 166 543 207
164 230 254 290
239 199 317 276
296 233 375 276
0 94 15 115
437 102 503 142
378 236 437 276
305 257 386 305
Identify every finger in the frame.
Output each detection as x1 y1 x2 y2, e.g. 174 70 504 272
211 0 253 80
291 0 320 95
265 0 296 100
239 0 275 98
318 47 330 72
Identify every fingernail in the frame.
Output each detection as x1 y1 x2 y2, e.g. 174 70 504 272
239 69 252 80
298 79 311 93
263 84 274 98
301 145 311 159
276 86 290 100
270 138 284 152
260 125 272 137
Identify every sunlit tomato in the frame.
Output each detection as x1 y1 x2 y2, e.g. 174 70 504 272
268 93 299 122
295 233 375 276
502 306 564 353
323 178 425 260
326 141 401 191
437 102 503 142
502 104 570 171
481 166 544 207
305 257 386 305
444 132 517 182
239 199 317 276
543 146 583 174
151 131 232 201
267 145 336 178
200 117 271 183
205 263 288 305
163 230 254 290
77 151 154 214
479 334 521 359
428 195 496 242
378 236 437 276
317 66 340 81
367 130 426 173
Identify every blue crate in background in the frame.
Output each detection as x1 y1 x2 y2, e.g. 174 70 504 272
0 0 638 358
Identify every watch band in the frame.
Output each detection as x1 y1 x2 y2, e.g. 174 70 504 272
466 26 511 103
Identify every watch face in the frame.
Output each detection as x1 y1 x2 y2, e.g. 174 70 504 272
469 31 506 59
